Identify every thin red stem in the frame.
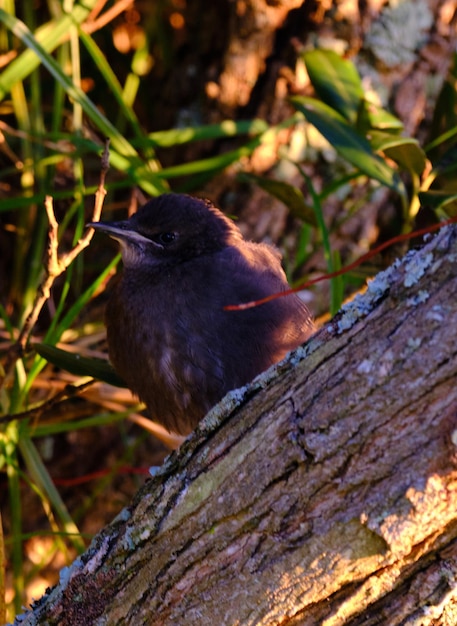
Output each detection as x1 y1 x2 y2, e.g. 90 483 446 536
224 216 457 311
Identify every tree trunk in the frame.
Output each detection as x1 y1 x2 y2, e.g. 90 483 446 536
14 225 457 625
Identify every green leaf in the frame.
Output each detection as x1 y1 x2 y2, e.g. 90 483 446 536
430 144 457 178
78 29 144 141
238 173 317 226
297 166 341 316
45 255 121 345
360 100 404 132
418 191 457 213
144 119 269 148
0 3 96 100
291 96 403 193
0 9 167 196
331 249 345 313
34 344 126 388
303 49 364 124
156 136 263 179
368 131 426 176
19 434 85 552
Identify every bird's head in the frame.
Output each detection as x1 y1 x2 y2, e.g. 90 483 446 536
88 194 242 269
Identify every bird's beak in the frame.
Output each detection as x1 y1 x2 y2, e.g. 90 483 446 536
87 221 152 246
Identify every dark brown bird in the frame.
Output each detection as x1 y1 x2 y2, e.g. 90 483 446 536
89 194 314 434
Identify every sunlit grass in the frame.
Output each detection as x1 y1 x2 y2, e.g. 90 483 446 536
0 3 456 621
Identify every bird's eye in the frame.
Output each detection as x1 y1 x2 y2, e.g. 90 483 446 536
154 232 176 246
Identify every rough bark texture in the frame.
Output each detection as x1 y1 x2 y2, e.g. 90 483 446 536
13 226 457 625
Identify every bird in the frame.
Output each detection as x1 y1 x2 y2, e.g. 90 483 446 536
88 193 314 435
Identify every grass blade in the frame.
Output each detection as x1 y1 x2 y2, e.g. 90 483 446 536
291 96 404 194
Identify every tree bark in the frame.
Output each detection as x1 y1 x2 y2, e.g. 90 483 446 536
14 226 457 625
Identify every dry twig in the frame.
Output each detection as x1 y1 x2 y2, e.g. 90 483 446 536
0 379 95 425
1 140 110 385
84 0 135 35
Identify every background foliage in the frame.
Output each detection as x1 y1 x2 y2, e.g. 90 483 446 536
0 0 456 620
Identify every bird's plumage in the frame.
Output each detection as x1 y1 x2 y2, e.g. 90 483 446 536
90 194 314 434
